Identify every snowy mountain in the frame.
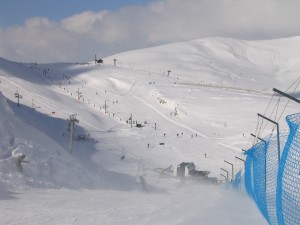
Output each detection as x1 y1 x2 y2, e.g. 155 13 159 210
0 37 299 224
106 36 300 91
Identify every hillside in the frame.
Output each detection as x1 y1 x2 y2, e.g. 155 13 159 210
0 37 299 224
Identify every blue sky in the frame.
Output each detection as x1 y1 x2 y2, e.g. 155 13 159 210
0 0 153 27
1 0 300 63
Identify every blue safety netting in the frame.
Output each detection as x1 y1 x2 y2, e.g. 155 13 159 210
243 113 299 225
245 152 254 198
245 138 270 222
232 170 243 191
276 113 300 225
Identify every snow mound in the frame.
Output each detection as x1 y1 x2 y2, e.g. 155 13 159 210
0 92 102 189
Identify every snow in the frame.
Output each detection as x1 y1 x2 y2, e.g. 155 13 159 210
0 36 299 224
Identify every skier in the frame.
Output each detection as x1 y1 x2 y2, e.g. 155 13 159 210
16 153 29 173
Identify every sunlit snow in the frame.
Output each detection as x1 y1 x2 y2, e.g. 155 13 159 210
1 37 299 225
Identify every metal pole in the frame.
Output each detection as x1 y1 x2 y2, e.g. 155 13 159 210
224 160 234 182
69 114 79 154
257 113 281 165
273 88 300 104
220 168 229 183
15 91 22 107
235 156 245 162
251 133 268 192
69 117 74 154
220 174 227 182
251 133 267 143
76 88 82 100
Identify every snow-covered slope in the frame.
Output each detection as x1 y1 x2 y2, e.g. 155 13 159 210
0 90 109 190
106 36 300 91
0 37 299 224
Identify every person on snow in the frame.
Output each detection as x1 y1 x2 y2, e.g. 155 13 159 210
16 153 29 173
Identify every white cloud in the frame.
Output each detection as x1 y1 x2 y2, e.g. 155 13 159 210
61 11 107 33
1 0 300 62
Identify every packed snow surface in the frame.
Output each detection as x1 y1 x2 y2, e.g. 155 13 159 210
1 37 299 224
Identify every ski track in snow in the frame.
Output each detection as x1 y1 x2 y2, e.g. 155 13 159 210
133 94 209 139
1 37 300 225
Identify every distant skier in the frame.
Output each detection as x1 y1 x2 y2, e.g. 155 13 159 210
16 153 29 173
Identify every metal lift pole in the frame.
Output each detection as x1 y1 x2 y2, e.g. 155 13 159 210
273 88 300 104
220 168 229 183
257 113 281 165
224 160 234 182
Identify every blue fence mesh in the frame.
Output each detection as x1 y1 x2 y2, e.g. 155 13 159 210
245 153 254 198
232 170 245 192
242 113 299 225
246 139 270 222
265 133 288 225
276 113 300 225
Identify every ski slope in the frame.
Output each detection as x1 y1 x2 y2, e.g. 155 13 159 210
0 36 299 224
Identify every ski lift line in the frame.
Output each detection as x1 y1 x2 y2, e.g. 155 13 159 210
0 77 80 120
115 61 173 78
133 94 209 139
22 91 71 118
176 81 271 96
1 76 66 110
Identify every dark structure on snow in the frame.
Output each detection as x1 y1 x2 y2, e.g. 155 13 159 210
176 162 210 179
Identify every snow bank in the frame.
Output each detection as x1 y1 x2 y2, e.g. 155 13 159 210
0 91 102 190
